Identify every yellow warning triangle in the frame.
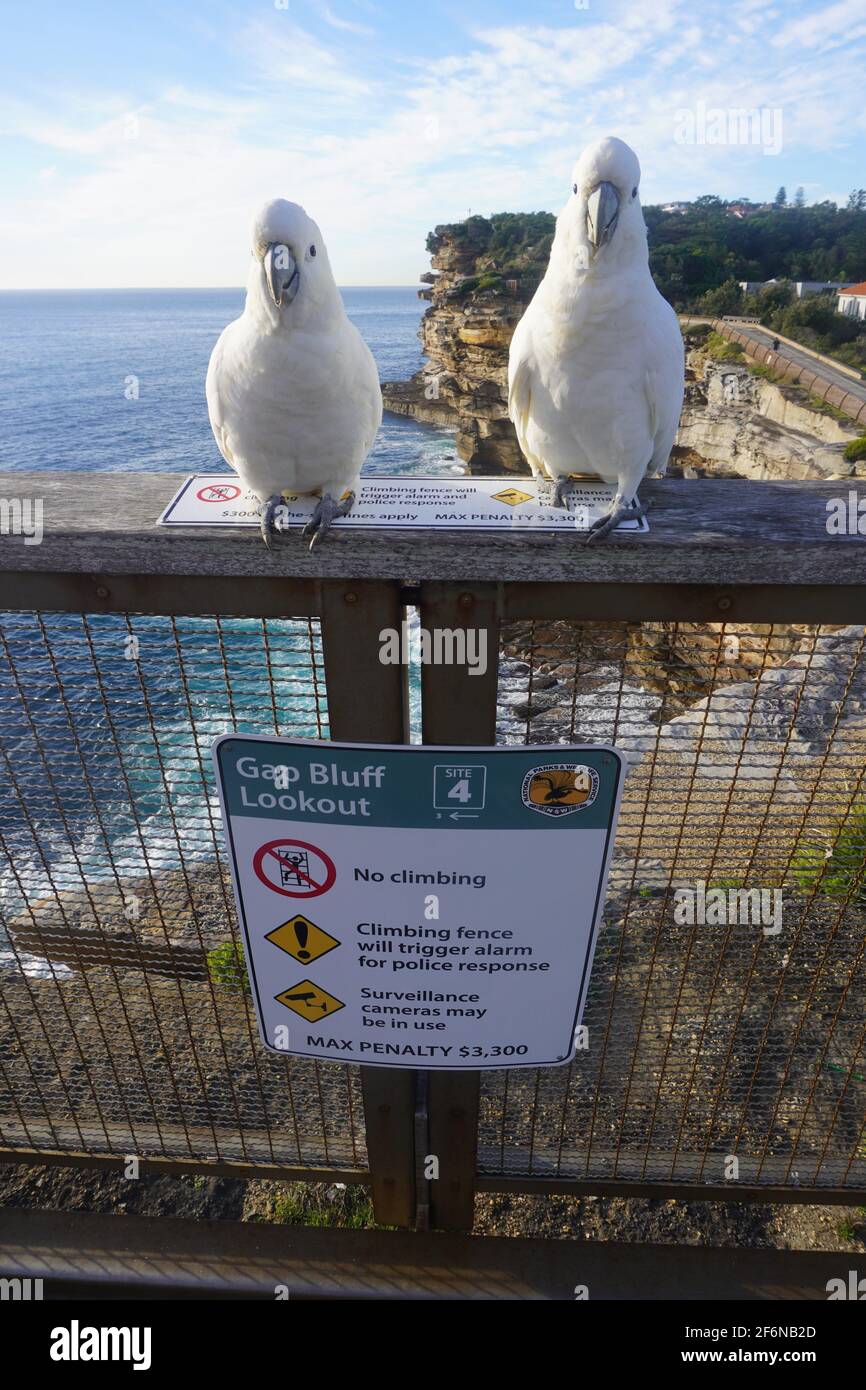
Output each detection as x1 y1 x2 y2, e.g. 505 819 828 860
275 980 345 1021
492 487 533 506
266 914 340 964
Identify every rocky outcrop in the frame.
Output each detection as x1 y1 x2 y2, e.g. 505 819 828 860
675 349 864 481
384 214 863 479
382 214 554 475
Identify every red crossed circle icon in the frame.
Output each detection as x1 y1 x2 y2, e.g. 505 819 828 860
196 483 241 502
253 839 336 899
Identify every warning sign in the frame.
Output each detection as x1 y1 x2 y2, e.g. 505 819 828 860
253 839 336 899
276 980 345 1021
160 474 649 533
213 735 626 1070
266 914 340 964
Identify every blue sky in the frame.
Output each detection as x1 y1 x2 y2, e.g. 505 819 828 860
1 0 864 287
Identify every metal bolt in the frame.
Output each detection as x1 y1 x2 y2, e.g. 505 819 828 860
458 592 474 609
95 586 110 600
717 595 732 611
344 591 358 605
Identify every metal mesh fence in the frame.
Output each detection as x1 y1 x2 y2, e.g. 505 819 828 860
0 611 365 1172
482 618 866 1187
2 604 865 1194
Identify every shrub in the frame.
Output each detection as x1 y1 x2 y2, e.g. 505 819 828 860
843 436 866 463
792 803 866 906
207 941 251 993
705 331 744 361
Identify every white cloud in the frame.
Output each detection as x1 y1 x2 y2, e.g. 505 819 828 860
0 0 863 286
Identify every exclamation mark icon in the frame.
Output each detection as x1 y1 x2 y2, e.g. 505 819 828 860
294 920 311 961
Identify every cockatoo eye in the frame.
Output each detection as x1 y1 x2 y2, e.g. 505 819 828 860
632 187 638 199
573 183 578 195
309 244 317 258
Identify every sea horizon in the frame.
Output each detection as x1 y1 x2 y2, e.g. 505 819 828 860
0 285 457 477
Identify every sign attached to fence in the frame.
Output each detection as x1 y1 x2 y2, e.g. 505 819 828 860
212 736 626 1070
160 474 648 533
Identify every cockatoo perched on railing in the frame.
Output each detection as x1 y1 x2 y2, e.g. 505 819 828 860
206 199 382 548
508 137 684 541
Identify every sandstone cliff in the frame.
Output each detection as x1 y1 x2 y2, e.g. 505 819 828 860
382 213 553 474
677 342 863 481
383 216 862 479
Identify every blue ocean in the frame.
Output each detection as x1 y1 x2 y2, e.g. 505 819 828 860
0 289 456 970
0 286 457 475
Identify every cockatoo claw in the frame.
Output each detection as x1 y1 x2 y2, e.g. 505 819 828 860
585 497 652 544
260 494 284 549
553 476 578 509
303 489 356 551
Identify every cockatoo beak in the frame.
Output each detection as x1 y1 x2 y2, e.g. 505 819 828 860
264 243 299 307
585 181 620 251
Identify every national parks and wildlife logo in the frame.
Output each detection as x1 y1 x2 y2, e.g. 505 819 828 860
521 763 599 817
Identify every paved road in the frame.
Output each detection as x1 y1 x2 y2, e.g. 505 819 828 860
724 321 866 412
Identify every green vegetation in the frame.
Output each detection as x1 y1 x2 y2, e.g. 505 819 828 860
705 331 744 362
426 200 866 372
266 1183 381 1230
843 436 866 462
206 940 251 993
745 361 857 420
456 271 504 296
747 361 783 382
427 211 555 302
792 803 866 906
645 198 866 308
681 321 711 344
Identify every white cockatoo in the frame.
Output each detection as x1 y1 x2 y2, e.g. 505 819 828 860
206 199 382 547
508 137 684 540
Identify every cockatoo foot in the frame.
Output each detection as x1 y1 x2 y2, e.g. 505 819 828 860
585 497 652 544
260 494 285 549
302 489 356 551
553 476 581 509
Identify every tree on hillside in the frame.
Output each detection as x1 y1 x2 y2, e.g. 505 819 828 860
696 278 743 316
774 186 787 207
848 189 866 211
793 187 806 208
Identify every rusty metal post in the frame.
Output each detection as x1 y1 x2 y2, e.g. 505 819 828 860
416 581 500 1232
319 579 416 1228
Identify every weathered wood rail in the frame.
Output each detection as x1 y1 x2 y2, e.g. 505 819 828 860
2 472 866 620
2 470 866 1236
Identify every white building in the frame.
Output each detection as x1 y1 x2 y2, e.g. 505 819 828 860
739 278 848 299
837 282 866 320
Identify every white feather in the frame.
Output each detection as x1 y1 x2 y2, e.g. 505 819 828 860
508 138 684 499
206 199 382 503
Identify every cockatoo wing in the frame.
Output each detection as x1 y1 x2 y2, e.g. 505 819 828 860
205 326 239 471
507 309 548 477
643 298 685 477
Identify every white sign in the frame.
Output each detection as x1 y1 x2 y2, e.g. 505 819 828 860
160 474 648 532
213 736 627 1070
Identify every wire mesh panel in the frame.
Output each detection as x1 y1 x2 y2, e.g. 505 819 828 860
483 618 866 1190
0 611 366 1172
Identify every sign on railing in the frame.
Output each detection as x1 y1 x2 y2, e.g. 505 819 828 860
213 736 626 1069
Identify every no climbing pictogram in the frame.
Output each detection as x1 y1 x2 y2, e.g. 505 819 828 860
252 838 336 899
196 483 241 502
